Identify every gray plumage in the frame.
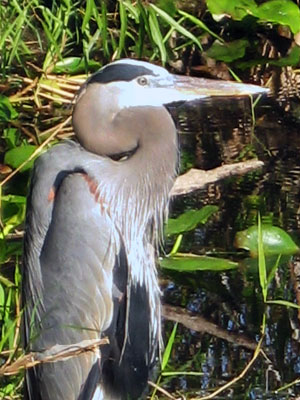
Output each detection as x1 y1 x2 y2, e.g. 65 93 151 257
22 59 267 400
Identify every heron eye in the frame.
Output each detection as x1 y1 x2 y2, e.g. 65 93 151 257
137 76 148 86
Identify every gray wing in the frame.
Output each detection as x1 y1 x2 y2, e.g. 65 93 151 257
22 142 121 400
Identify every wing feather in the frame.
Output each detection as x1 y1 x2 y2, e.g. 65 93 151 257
23 144 121 400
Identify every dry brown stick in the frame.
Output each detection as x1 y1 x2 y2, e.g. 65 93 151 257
162 304 257 351
0 338 108 376
171 160 264 196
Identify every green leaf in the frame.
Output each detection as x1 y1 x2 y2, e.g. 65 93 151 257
0 95 18 122
266 299 300 309
206 0 258 21
100 1 109 58
178 10 223 41
0 283 5 308
234 224 299 257
161 323 177 370
160 254 238 271
254 0 300 34
1 194 26 204
258 215 267 302
270 46 300 67
0 275 15 288
82 0 95 32
166 206 218 235
3 128 20 149
150 4 202 50
148 6 167 64
205 39 249 62
123 0 140 23
52 57 101 74
157 0 177 17
116 0 128 58
4 145 37 172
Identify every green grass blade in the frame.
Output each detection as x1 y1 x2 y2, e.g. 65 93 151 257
82 0 95 32
258 215 267 302
116 0 128 59
100 1 109 58
150 4 202 50
178 10 223 41
148 6 167 64
266 299 300 309
161 322 177 371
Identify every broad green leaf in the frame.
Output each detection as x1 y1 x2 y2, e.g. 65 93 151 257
234 225 299 257
53 57 101 74
0 96 18 122
166 206 218 236
205 39 249 62
4 145 37 172
254 0 300 34
160 254 238 271
206 0 258 21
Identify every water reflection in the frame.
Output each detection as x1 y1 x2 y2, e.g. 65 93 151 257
162 96 300 398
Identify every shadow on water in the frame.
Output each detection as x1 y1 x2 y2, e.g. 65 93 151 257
161 96 300 399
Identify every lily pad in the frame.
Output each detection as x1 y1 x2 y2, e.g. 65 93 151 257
234 225 299 257
160 254 238 271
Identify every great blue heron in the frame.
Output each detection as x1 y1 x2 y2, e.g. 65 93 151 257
22 59 266 400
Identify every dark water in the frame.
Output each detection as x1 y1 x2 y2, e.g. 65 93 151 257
161 96 300 399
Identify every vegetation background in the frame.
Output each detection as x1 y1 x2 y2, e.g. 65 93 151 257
1 0 300 398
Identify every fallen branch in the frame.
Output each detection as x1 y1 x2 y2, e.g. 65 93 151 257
162 304 257 351
171 160 264 196
0 338 108 376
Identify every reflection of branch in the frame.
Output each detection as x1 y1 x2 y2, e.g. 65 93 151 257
171 160 264 196
162 304 257 351
0 338 108 376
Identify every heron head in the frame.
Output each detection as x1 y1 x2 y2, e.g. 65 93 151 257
72 59 267 157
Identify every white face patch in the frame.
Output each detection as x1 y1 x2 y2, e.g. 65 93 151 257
109 75 206 109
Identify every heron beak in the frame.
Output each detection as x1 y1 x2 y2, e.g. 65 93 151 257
168 74 268 103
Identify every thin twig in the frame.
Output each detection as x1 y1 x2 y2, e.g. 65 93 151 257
0 116 72 187
148 380 179 400
0 338 108 376
191 336 264 400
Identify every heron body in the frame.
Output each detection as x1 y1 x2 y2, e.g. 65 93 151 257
22 59 267 399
